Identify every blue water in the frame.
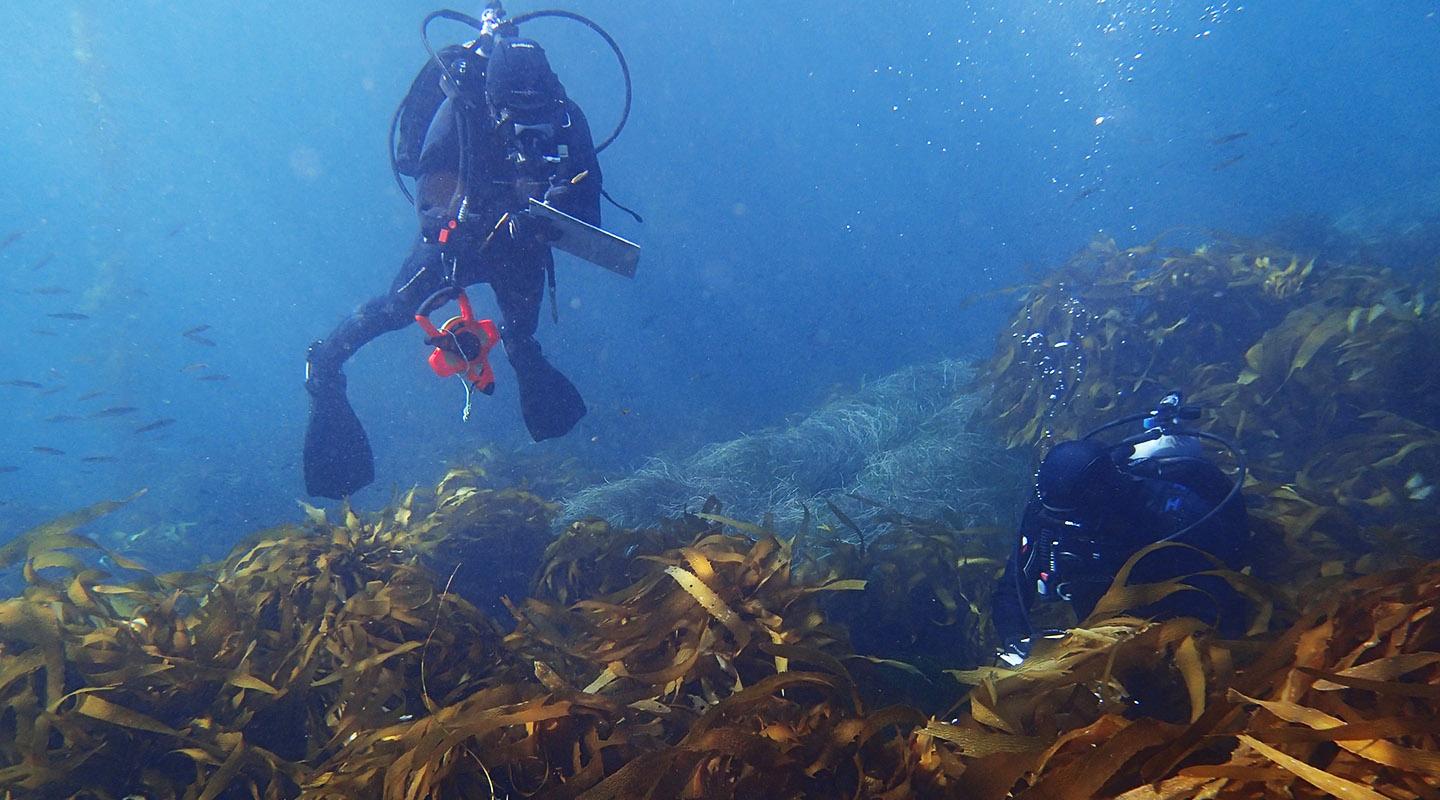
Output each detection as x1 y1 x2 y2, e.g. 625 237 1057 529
2 1 1437 564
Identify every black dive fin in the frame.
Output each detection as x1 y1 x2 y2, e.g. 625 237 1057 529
303 383 375 499
512 358 587 441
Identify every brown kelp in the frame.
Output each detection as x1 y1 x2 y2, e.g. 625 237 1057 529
917 554 1440 799
818 507 1012 691
0 481 529 798
3 476 1440 797
3 235 1439 798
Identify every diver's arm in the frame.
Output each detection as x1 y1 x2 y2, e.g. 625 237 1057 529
992 551 1031 649
543 100 603 226
415 100 464 236
992 505 1042 649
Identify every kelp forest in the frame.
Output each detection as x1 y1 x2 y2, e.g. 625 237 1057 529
2 234 1438 799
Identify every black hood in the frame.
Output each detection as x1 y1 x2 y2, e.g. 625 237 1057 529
486 38 566 117
1037 439 1125 512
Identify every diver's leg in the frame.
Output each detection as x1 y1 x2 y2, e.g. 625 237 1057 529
302 237 442 498
306 237 444 384
491 252 545 352
491 250 586 440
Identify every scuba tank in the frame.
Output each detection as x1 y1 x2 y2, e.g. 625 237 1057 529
1078 390 1248 547
1014 391 1249 627
390 44 476 180
388 3 633 205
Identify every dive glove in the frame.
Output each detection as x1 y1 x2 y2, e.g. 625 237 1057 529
509 210 560 244
996 638 1031 667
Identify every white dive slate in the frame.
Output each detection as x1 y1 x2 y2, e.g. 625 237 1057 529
527 198 640 278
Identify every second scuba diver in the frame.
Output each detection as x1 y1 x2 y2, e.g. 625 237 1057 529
992 392 1254 665
304 10 607 499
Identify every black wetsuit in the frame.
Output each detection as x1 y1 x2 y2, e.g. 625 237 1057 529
309 93 601 440
992 456 1251 645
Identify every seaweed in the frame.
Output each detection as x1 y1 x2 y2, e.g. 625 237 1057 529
4 233 1439 798
0 480 528 798
308 510 906 798
820 508 1011 700
3 465 1439 798
914 554 1440 799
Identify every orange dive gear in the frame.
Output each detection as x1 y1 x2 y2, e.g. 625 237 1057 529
415 289 501 396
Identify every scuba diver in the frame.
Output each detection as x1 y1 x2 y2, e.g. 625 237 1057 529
304 4 637 499
992 392 1252 665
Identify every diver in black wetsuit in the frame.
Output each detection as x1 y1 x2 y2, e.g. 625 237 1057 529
992 394 1252 664
303 34 600 498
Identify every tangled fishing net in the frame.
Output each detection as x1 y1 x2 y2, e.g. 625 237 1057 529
560 360 1026 539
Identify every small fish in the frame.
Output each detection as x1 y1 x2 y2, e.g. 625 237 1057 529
47 312 91 321
187 335 218 347
39 384 66 396
81 455 118 463
0 466 19 474
166 221 187 238
1069 184 1101 206
90 406 139 418
180 363 209 373
44 414 80 423
30 254 54 272
0 231 21 252
2 380 43 389
134 418 176 434
1210 131 1249 145
32 446 65 456
31 286 70 296
181 324 211 337
31 329 58 337
197 373 230 382
1212 155 1246 171
76 390 105 401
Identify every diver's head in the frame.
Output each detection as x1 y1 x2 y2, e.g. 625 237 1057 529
486 38 566 121
1036 439 1128 512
